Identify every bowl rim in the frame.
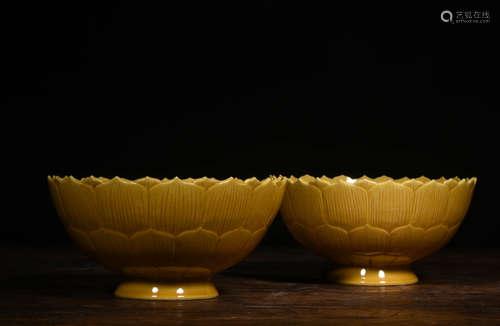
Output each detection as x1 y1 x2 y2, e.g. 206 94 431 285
287 174 477 186
48 175 286 190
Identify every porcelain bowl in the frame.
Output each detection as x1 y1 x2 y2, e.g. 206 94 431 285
48 175 286 300
280 175 476 285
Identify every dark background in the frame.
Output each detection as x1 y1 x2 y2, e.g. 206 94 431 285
3 2 497 248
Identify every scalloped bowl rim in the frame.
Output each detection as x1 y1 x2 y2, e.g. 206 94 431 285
288 174 477 186
48 175 286 191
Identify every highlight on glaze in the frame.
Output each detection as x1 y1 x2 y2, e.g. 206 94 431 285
48 175 286 277
280 175 477 268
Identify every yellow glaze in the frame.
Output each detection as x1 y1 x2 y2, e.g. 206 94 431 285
280 175 476 285
115 281 218 300
48 175 286 300
327 267 418 286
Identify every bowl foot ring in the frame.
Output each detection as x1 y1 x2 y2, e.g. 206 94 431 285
115 280 219 300
327 267 418 286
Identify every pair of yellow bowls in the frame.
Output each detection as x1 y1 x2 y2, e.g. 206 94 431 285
48 174 476 300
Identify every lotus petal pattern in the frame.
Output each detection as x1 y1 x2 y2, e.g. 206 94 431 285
48 175 286 299
280 175 476 285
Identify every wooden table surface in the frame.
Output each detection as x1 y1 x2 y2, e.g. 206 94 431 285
2 244 499 325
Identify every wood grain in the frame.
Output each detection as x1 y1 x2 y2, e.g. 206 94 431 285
1 244 499 325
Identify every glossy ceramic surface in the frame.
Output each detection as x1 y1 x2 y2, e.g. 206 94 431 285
281 175 476 285
48 175 286 300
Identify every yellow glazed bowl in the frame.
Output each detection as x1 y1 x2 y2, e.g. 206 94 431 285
48 175 286 300
280 175 477 286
